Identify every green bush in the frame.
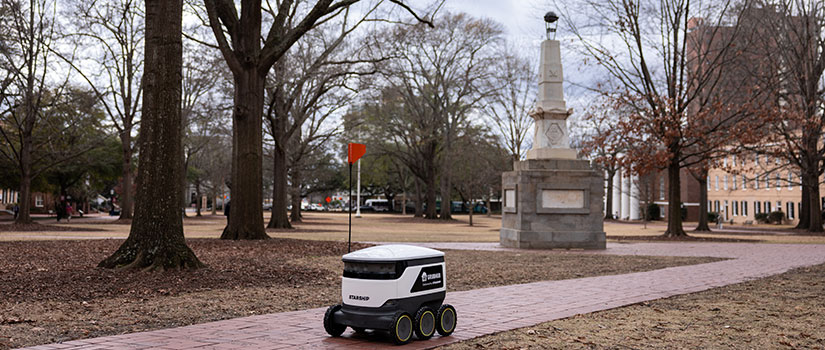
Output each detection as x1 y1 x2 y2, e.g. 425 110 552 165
768 211 785 224
707 211 719 223
646 203 660 220
754 213 769 223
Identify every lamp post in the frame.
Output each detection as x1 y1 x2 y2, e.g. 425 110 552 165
544 11 559 40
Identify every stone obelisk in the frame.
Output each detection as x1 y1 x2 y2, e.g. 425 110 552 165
499 12 605 249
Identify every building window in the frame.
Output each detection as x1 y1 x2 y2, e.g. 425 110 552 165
798 203 801 218
788 173 793 190
776 173 782 190
755 201 761 214
715 176 719 191
754 176 759 189
723 175 728 190
733 200 739 216
742 201 748 216
723 157 728 167
733 176 737 190
765 175 770 190
706 176 711 191
660 176 665 200
766 201 771 213
742 175 747 190
755 154 759 165
714 200 720 213
35 195 43 207
788 202 794 219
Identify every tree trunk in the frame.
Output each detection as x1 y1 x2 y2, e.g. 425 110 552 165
181 152 189 217
220 67 268 239
195 179 202 217
796 183 810 229
425 167 437 219
212 193 218 215
15 169 32 224
468 190 473 226
414 178 423 217
99 0 202 270
290 169 302 223
439 162 452 220
695 175 711 232
663 160 687 237
267 144 291 229
604 168 615 220
806 170 823 233
119 132 134 219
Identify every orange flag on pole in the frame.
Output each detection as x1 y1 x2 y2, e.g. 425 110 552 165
348 143 366 164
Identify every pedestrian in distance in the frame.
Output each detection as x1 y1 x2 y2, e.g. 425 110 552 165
13 204 18 219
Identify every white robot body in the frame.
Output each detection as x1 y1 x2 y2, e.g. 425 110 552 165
324 244 457 344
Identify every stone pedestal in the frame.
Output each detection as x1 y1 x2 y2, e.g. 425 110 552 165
500 159 606 249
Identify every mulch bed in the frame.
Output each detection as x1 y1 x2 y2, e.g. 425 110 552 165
0 223 107 232
0 239 718 349
0 239 366 303
609 234 760 243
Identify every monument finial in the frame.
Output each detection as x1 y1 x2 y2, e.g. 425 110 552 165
544 11 559 40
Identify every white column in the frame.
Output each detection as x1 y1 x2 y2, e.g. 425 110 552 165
630 175 640 220
612 168 622 219
621 173 631 220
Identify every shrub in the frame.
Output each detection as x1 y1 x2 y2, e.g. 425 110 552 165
707 211 719 223
754 213 769 223
768 211 785 224
646 203 660 220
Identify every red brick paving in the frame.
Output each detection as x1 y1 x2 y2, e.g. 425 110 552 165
17 242 825 350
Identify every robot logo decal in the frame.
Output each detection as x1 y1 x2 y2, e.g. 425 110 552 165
411 265 443 293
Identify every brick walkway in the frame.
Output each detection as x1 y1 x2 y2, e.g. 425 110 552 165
18 242 825 350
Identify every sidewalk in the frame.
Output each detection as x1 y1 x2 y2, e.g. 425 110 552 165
18 242 825 350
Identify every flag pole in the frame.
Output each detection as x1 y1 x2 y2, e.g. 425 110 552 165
348 162 353 253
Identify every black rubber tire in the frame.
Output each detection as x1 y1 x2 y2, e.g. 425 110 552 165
436 304 457 336
323 304 346 337
414 306 436 340
389 311 414 345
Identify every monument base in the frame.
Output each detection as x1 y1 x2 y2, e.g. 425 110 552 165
500 228 605 249
500 158 605 250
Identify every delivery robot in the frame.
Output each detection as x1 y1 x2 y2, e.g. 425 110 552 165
323 244 457 345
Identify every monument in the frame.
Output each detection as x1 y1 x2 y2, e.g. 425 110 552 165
499 11 606 249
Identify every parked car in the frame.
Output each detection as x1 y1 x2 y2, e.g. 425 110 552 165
310 203 325 211
365 199 390 212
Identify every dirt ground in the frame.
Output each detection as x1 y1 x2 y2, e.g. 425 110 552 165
4 212 825 245
0 239 717 349
441 263 825 350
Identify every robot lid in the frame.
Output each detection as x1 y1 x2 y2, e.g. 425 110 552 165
343 244 444 263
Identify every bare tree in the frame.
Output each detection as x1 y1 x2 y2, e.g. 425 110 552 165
201 0 433 239
372 12 502 220
263 13 371 229
562 0 764 237
744 1 825 232
62 0 144 220
0 0 104 224
481 47 535 163
99 0 202 270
